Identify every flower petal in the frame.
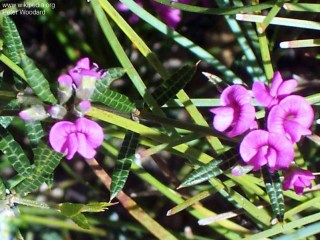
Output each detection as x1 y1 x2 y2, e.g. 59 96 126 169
49 121 75 154
221 85 251 106
75 118 104 148
227 103 255 137
252 82 274 107
277 79 297 96
240 130 269 163
62 133 79 160
269 71 283 97
210 107 234 132
76 132 97 159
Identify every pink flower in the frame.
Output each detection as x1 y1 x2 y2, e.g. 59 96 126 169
210 85 256 138
240 130 294 172
151 0 183 29
49 118 104 160
252 71 297 108
267 95 314 143
283 168 315 195
68 57 106 87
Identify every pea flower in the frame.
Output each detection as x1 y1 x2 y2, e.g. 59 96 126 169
252 71 297 108
283 168 315 195
49 118 104 160
239 130 294 172
267 95 314 143
210 85 256 138
68 58 106 100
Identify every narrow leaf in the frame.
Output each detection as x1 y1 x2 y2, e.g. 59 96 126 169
262 167 285 223
20 55 57 104
0 99 21 129
110 130 140 200
59 203 84 217
14 142 64 194
100 67 126 87
152 64 196 106
2 16 26 64
0 126 31 177
0 178 6 200
71 213 90 229
25 120 44 147
90 82 136 114
179 149 239 188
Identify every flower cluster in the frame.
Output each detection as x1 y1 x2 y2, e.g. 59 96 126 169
19 58 105 160
211 72 315 195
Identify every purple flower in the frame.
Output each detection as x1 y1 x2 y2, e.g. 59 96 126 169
283 168 315 195
239 130 294 172
151 0 183 29
267 95 314 143
210 85 256 138
252 71 297 108
74 100 92 117
49 118 104 160
68 57 106 87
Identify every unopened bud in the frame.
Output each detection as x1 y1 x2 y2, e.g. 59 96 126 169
73 100 91 117
19 104 48 121
75 76 96 100
58 74 73 104
48 104 67 120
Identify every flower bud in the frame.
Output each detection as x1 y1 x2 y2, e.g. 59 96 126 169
48 104 67 120
58 74 73 104
19 104 48 121
73 100 91 117
75 76 96 100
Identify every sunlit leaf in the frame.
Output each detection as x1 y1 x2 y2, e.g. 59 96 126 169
25 120 44 147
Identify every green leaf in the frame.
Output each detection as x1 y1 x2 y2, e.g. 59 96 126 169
179 149 239 188
262 167 285 223
0 126 31 177
152 64 197 106
14 142 64 194
2 16 26 64
0 99 21 129
99 67 126 87
71 213 90 229
20 55 57 104
110 131 140 200
60 203 84 217
0 178 6 200
90 82 136 114
25 120 44 147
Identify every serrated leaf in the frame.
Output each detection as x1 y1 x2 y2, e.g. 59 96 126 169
179 149 239 188
99 67 126 87
90 82 136 114
110 131 140 200
71 213 90 229
25 120 44 147
2 16 26 64
152 64 197 106
262 167 285 223
14 142 64 194
20 55 57 104
0 126 31 177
